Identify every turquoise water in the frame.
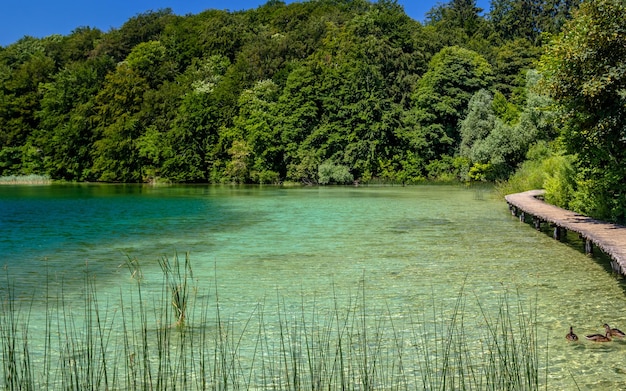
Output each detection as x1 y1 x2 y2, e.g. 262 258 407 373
1 184 626 389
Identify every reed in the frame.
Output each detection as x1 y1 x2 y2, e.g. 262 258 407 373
0 259 547 390
158 253 194 329
0 273 35 390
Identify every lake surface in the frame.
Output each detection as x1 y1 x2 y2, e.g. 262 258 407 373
1 184 626 389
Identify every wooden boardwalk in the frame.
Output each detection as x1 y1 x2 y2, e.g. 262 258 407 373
505 190 626 275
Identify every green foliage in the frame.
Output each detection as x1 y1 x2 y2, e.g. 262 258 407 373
411 46 494 160
496 141 576 207
517 70 558 142
569 166 626 223
124 40 172 87
489 0 582 43
492 38 541 102
468 162 492 182
492 90 520 125
57 27 103 64
92 9 175 62
0 38 56 153
0 0 587 187
318 160 353 185
228 79 282 183
225 139 252 183
460 70 558 181
459 89 519 180
426 0 487 39
160 55 232 183
459 89 496 160
540 0 626 222
542 154 575 208
35 57 114 180
426 155 467 182
0 147 22 175
90 63 151 182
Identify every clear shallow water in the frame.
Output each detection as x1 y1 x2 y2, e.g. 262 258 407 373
1 184 626 389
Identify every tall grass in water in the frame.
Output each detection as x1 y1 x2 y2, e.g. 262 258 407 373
411 286 540 391
158 254 193 328
0 275 34 390
0 257 545 390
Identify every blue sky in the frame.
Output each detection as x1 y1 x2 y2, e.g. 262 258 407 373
1 0 491 47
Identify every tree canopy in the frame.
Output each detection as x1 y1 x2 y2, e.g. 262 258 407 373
540 0 626 222
5 0 624 224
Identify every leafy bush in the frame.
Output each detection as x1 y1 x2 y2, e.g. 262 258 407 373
570 168 626 223
318 161 353 185
496 141 576 205
542 154 575 208
426 155 468 182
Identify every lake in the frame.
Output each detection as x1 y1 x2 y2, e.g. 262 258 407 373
1 184 625 389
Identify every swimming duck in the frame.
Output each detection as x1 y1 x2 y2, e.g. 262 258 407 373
566 326 578 341
585 330 612 342
603 323 626 338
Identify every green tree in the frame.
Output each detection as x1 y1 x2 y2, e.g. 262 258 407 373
162 55 232 182
489 0 581 42
1 0 583 186
125 40 172 87
35 57 113 180
541 0 626 222
162 91 213 182
277 3 425 183
492 38 542 101
91 64 149 181
57 27 104 64
276 64 321 183
461 71 557 180
226 79 281 183
0 38 55 148
409 46 493 161
135 80 184 182
92 9 175 62
459 89 496 162
427 0 485 38
458 89 516 180
224 139 252 183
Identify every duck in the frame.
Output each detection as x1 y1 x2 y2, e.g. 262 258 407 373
566 326 578 341
585 330 612 342
603 323 626 338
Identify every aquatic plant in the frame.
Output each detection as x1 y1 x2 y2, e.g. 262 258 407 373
0 259 546 390
158 253 194 328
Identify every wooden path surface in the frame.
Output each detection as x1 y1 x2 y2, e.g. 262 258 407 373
505 190 626 275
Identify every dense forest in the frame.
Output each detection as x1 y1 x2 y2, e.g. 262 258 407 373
0 0 625 222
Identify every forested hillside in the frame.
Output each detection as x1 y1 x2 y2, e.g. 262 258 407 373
1 0 624 221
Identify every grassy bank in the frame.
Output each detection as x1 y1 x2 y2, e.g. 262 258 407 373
0 255 544 390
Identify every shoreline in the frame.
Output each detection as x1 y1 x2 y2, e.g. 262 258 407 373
0 175 52 185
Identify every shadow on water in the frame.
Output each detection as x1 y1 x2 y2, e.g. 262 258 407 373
514 215 626 295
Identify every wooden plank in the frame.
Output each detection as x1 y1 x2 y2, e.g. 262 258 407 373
505 190 626 273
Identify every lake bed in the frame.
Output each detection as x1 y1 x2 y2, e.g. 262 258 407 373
1 184 625 389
